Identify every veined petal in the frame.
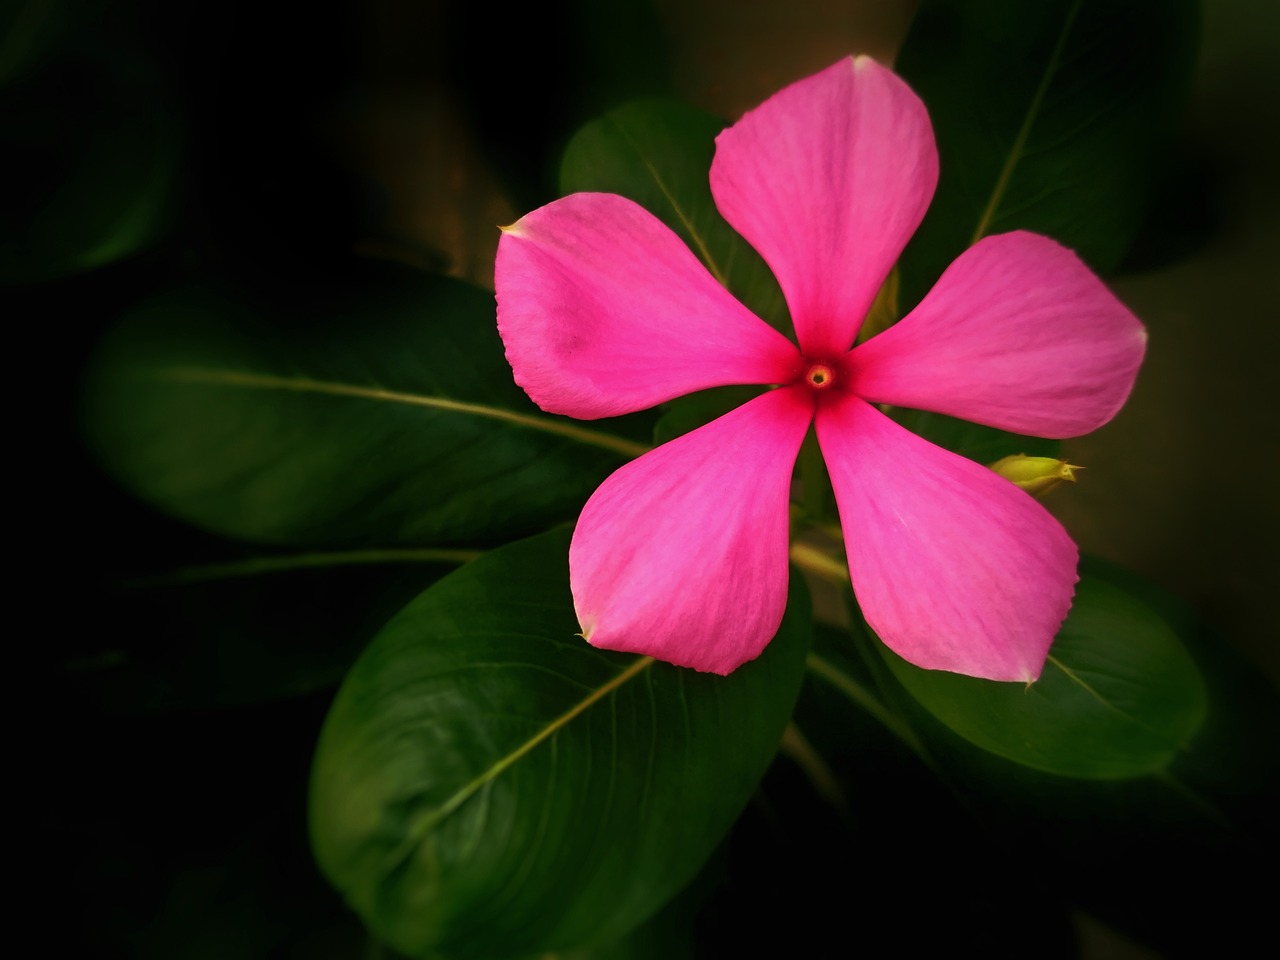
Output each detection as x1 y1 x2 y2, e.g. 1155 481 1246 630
816 395 1077 682
710 56 938 358
495 192 802 420
849 231 1147 438
571 386 814 674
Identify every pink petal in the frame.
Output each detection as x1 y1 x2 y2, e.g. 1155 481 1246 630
571 386 814 674
495 192 802 420
816 394 1078 681
849 231 1148 438
710 56 938 358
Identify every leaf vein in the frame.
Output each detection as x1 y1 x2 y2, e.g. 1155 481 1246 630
971 0 1085 243
611 119 730 286
157 366 650 458
386 656 656 875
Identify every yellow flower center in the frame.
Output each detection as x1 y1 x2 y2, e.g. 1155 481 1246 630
804 362 836 390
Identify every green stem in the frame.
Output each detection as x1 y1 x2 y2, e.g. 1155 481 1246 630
779 721 849 811
1153 770 1237 834
805 652 932 767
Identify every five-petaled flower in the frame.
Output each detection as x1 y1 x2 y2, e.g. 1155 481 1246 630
494 56 1145 682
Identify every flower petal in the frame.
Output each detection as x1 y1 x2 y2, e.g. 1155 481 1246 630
710 56 938 358
495 192 802 419
816 395 1077 681
849 231 1148 438
571 386 814 674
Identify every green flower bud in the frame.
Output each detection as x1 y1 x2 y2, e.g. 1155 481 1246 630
988 454 1082 498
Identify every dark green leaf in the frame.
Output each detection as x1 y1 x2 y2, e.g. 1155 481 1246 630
880 570 1207 778
651 384 764 445
75 547 469 713
813 608 1275 957
559 100 791 332
309 528 812 959
890 407 1060 465
896 0 1199 306
84 265 651 548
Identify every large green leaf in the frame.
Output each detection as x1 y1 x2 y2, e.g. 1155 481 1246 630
85 264 650 548
309 528 812 959
880 570 1207 778
804 618 1273 957
896 0 1199 306
559 100 790 332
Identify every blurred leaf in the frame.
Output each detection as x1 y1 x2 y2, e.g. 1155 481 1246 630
74 546 471 713
560 100 790 332
85 264 651 548
867 560 1278 955
809 606 1275 956
881 571 1208 778
0 49 179 282
651 384 763 445
309 527 812 959
890 407 1060 465
896 0 1199 307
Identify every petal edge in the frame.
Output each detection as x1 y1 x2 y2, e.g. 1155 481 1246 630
817 395 1077 681
496 193 801 420
850 231 1147 438
711 56 939 357
571 386 814 674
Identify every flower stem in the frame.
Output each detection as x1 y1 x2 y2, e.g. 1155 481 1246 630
779 721 849 811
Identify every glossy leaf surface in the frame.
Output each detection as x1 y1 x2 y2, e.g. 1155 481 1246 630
85 265 650 548
309 528 811 959
881 571 1207 778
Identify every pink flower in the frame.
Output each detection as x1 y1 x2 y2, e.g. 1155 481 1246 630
494 56 1145 682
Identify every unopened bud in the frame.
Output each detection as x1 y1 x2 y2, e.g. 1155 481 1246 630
988 454 1082 498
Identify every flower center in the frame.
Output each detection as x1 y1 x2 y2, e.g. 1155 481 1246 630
804 362 836 391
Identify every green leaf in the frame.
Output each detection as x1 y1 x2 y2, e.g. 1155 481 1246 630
651 385 764 446
85 264 651 548
880 570 1208 778
309 528 812 959
896 0 1199 306
75 547 473 712
559 100 790 332
890 407 1060 466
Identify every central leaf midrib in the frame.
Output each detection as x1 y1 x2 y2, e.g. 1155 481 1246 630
386 655 656 873
158 366 651 459
970 0 1085 243
612 116 729 286
1045 653 1172 741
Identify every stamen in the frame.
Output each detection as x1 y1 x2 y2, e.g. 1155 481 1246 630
804 362 836 390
